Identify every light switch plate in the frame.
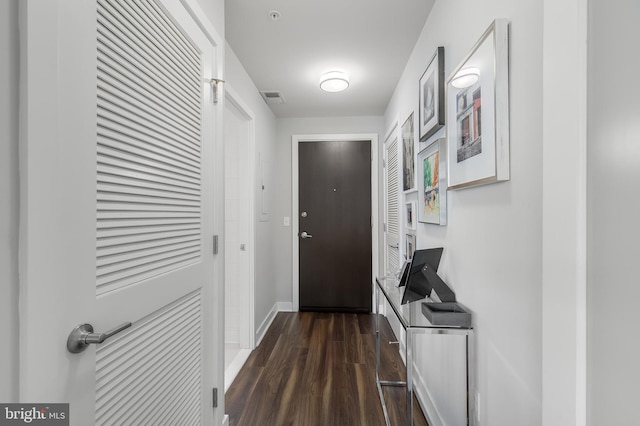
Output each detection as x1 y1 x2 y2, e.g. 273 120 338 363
283 216 290 227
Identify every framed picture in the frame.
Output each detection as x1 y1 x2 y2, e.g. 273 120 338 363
446 19 510 189
419 46 445 141
402 112 415 192
418 138 447 225
405 234 416 260
405 201 417 230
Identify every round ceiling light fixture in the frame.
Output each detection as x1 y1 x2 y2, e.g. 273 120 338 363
450 67 480 89
319 71 350 92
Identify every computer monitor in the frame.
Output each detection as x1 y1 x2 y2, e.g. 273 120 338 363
401 247 444 304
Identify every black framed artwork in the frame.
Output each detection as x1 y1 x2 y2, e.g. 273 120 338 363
419 46 445 141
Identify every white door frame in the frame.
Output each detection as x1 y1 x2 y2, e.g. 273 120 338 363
223 84 256 350
291 134 379 311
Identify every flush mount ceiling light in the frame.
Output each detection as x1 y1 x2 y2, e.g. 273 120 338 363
319 71 350 92
451 67 480 89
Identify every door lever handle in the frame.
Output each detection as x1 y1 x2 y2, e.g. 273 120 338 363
67 322 132 354
300 231 313 239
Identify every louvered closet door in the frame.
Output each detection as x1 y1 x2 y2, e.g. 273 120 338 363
384 134 401 276
19 1 219 425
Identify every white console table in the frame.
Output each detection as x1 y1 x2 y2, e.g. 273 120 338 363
375 276 474 426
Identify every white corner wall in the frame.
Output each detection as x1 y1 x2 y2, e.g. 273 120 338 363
587 0 640 423
541 0 587 424
224 45 280 336
384 0 543 424
0 0 20 403
195 0 224 39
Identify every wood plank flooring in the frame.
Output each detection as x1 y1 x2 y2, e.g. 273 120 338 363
225 312 429 426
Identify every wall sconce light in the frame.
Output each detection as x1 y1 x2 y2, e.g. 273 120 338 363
319 71 349 92
451 67 480 89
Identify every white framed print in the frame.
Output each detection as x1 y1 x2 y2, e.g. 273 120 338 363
418 138 447 225
405 201 417 230
446 19 510 189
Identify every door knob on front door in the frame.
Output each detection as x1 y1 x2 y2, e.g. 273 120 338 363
67 322 132 354
300 231 313 239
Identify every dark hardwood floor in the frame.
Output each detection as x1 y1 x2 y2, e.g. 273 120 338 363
225 312 429 426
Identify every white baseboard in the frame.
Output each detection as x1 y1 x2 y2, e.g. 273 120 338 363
224 348 251 393
411 359 445 426
394 327 445 426
254 301 293 346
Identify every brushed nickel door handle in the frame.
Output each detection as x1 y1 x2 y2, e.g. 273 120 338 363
300 231 313 239
67 322 132 354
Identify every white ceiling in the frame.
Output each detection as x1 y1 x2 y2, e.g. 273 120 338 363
225 0 435 118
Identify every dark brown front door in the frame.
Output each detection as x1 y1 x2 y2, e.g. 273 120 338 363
299 140 372 312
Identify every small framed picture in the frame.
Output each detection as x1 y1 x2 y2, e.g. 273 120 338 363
419 46 445 141
405 201 417 230
402 112 416 192
418 138 447 225
405 234 416 260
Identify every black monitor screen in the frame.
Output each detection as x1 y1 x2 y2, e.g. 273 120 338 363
401 247 443 304
397 259 411 287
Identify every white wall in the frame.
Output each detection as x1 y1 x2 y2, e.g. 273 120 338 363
587 0 640 423
384 0 542 424
541 0 587 423
224 45 279 335
274 116 385 306
0 0 20 403
195 0 224 38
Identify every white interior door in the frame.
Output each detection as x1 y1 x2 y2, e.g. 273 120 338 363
384 130 401 276
223 94 253 351
19 1 221 424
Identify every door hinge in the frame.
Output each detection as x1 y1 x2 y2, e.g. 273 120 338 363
383 223 387 232
213 387 218 408
213 235 219 255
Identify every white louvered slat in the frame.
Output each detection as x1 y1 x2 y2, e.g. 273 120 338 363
97 51 200 131
96 30 199 118
97 107 200 165
97 192 199 206
97 233 200 257
97 0 203 296
96 291 202 426
97 1 200 107
97 239 200 268
386 137 400 272
97 155 200 187
97 229 200 249
97 223 200 240
98 173 200 196
97 83 201 144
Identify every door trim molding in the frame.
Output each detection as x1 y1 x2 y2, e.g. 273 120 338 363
291 134 379 311
224 84 257 351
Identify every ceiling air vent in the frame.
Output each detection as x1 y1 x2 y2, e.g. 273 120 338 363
260 91 285 105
